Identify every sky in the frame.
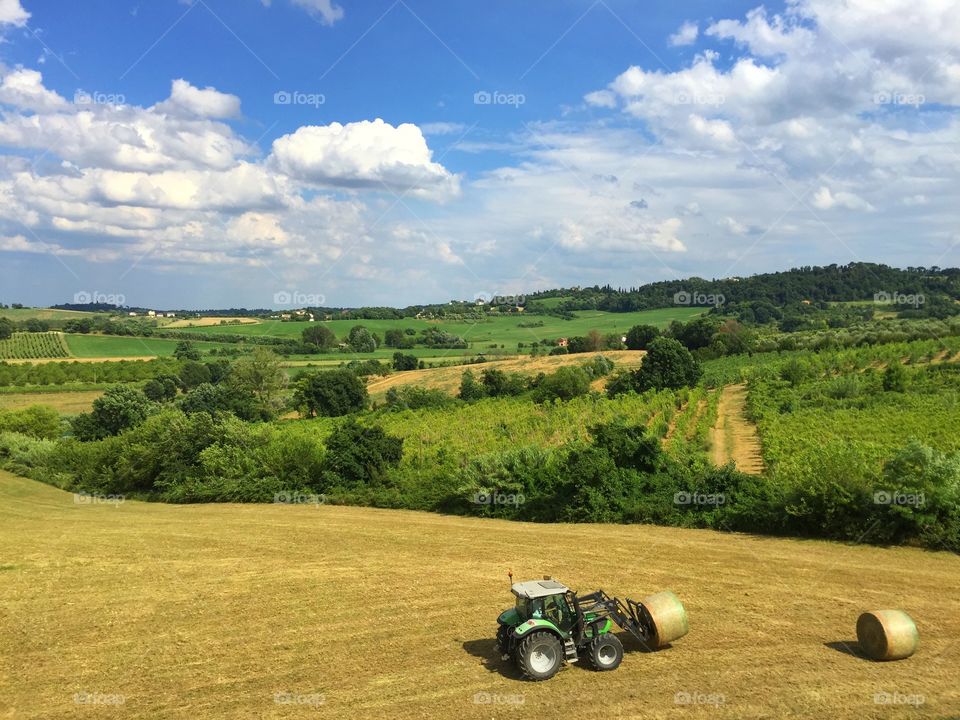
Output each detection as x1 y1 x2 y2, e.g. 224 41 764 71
0 0 957 309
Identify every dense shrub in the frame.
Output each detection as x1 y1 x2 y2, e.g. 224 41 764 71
293 369 368 417
0 406 61 439
323 419 403 489
71 386 152 441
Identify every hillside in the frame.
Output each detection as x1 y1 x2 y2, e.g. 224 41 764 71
1 471 957 719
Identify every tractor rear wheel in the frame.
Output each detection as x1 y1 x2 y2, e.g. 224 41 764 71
515 631 563 681
587 633 623 671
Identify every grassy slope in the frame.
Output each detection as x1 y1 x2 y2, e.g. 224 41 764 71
0 308 101 321
63 334 224 358
172 308 706 344
1 471 957 720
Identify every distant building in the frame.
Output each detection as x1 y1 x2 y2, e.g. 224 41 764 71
165 312 176 318
557 337 569 347
128 311 137 317
147 310 156 317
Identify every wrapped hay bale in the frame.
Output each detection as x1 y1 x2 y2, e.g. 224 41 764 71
639 591 689 648
856 610 919 661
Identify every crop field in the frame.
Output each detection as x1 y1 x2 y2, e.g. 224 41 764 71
1 471 957 720
62 334 224 359
0 332 69 360
172 307 706 347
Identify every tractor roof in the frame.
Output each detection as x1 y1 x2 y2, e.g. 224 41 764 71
511 580 569 599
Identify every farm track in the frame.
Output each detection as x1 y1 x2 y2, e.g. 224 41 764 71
1 470 958 720
711 384 765 474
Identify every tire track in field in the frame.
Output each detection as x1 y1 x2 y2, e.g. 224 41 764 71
710 383 765 474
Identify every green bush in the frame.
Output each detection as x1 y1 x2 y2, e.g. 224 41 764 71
0 406 61 439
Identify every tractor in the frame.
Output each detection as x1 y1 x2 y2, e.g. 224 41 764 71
495 576 688 681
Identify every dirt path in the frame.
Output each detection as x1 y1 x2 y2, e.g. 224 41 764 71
710 383 765 474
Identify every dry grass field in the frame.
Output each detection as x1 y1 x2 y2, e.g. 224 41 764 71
0 390 102 414
366 350 647 398
2 471 958 719
163 317 261 328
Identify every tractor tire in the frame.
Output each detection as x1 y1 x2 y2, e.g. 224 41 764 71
515 631 563 681
496 624 512 655
587 633 624 671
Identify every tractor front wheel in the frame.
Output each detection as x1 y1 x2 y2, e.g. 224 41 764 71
515 631 563 681
587 633 623 671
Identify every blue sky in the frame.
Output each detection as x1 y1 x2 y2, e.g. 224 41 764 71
0 0 957 309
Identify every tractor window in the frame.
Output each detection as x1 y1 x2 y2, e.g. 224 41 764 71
515 597 544 621
543 594 574 630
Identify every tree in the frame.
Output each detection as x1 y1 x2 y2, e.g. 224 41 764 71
533 366 591 403
0 317 12 340
323 419 403 488
347 325 377 353
71 385 151 440
173 341 202 361
392 352 418 371
24 318 49 333
670 317 720 350
458 369 486 401
294 369 368 417
384 329 414 348
178 361 212 390
625 324 659 350
227 347 288 419
586 329 605 352
607 337 702 396
883 363 908 392
302 325 337 351
481 368 525 397
143 375 179 402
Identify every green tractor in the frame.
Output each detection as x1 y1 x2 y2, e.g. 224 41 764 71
496 576 688 681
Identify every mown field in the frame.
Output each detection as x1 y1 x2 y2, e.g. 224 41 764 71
1 470 957 720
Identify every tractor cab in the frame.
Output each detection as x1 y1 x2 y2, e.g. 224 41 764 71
511 580 576 631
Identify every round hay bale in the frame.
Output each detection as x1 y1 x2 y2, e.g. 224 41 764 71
639 591 689 648
856 610 919 661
